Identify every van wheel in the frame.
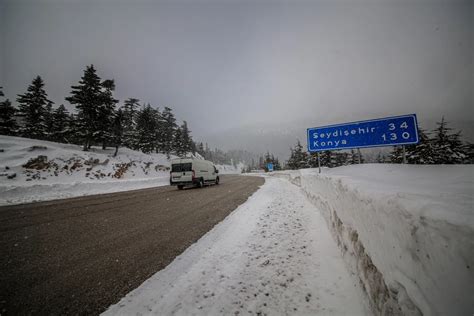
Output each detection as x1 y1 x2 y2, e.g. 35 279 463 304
178 185 184 190
215 177 220 185
198 178 204 188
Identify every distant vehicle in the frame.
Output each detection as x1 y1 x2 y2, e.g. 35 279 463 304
170 158 219 190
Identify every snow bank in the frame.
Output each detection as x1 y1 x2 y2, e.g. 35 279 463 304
272 164 474 316
0 136 174 205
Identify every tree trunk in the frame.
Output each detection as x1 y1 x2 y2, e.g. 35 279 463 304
114 145 119 157
83 138 89 151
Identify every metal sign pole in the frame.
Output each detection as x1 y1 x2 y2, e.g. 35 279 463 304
317 152 321 174
357 148 361 164
402 145 407 164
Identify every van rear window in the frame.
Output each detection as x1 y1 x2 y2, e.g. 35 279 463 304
172 163 192 172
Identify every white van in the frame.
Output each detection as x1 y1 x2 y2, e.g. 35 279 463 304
170 158 219 190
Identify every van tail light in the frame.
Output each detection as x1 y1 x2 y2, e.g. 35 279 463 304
192 170 196 180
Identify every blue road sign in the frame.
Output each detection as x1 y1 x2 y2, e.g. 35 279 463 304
307 114 419 152
267 163 274 172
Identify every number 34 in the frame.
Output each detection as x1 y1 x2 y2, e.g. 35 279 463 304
389 122 408 130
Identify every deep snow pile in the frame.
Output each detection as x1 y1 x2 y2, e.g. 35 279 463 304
103 177 369 315
272 164 474 315
0 136 175 205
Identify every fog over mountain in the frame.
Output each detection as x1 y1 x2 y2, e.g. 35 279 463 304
1 0 472 160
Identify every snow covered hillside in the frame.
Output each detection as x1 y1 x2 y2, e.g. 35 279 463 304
0 136 174 205
0 136 246 205
0 137 149 204
272 164 474 315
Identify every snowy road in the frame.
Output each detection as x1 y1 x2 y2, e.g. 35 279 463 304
105 177 369 315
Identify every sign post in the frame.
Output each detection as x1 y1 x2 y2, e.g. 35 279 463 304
317 152 321 173
307 114 419 153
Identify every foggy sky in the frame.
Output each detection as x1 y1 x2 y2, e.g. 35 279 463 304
1 0 472 159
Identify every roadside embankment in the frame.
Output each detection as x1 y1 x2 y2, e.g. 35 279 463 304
271 164 474 316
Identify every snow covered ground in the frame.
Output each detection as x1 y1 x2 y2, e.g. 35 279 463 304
103 177 369 316
0 136 241 205
272 164 474 315
215 162 245 175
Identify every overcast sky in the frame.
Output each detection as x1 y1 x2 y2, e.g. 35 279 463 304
1 0 472 158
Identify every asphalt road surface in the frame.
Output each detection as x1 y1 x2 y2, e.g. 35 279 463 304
0 175 264 315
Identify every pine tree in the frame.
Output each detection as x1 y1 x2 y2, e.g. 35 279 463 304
97 79 118 149
0 87 18 135
50 104 70 143
66 65 103 150
161 107 177 156
67 113 81 145
334 151 347 167
204 143 212 161
152 107 164 153
463 143 474 164
0 99 18 135
406 128 435 164
329 151 337 167
349 149 357 164
196 142 205 157
286 148 295 170
190 141 197 155
173 126 185 156
16 75 52 139
308 152 319 168
431 117 467 164
112 108 124 157
180 121 193 154
318 150 330 167
389 146 404 163
122 98 140 150
136 104 158 154
286 140 309 170
43 101 54 140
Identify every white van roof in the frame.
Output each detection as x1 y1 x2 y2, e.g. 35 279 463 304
171 157 213 164
171 158 194 163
